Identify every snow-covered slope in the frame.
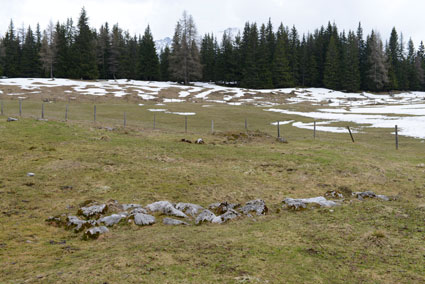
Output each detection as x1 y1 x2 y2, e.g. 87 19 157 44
1 78 425 139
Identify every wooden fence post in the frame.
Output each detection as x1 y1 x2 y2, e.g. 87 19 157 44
94 105 96 122
185 116 188 133
1 100 3 116
19 99 22 117
211 120 214 133
245 118 248 131
347 126 355 143
314 120 316 139
41 103 44 119
124 112 126 127
65 104 68 121
277 121 280 138
395 125 399 150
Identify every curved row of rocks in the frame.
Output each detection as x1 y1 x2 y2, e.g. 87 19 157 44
46 190 390 240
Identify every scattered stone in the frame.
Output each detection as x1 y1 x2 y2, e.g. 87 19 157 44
66 216 90 232
209 202 240 215
283 197 339 209
163 217 189 226
324 190 344 199
83 226 109 240
134 213 155 226
129 207 148 215
377 195 390 201
78 204 108 219
7 117 18 122
98 213 127 227
175 203 204 217
146 201 188 218
181 138 192 143
217 209 240 223
240 199 268 216
195 138 205 144
282 199 307 211
276 137 288 143
416 163 425 168
353 191 391 201
195 210 218 225
121 204 143 211
27 173 35 177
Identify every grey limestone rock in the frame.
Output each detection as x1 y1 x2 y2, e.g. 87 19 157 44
84 226 109 240
78 204 108 218
134 213 155 226
163 217 189 226
175 203 203 217
195 210 218 225
99 213 127 227
146 201 188 218
240 199 268 215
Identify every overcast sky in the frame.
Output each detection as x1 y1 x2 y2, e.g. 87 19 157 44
1 0 424 45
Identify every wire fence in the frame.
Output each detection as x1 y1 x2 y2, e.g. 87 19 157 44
1 98 423 152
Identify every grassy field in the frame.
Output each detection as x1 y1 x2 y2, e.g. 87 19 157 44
0 97 424 283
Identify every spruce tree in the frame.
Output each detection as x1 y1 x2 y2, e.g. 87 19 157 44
272 36 294 87
138 25 160 81
323 35 340 89
257 24 273 88
21 26 41 77
160 46 170 81
341 31 360 92
97 23 111 79
73 8 98 79
3 20 21 77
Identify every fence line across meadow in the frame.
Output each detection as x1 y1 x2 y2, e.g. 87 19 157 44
0 98 407 150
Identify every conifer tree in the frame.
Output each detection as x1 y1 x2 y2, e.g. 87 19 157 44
323 35 340 89
240 23 260 88
272 35 294 87
341 31 360 91
73 8 98 79
138 25 160 81
3 20 21 77
365 31 388 91
21 26 41 77
169 12 201 84
160 46 170 81
97 23 111 79
257 24 273 88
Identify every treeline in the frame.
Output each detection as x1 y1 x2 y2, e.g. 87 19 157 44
0 8 164 81
0 8 425 92
201 21 425 91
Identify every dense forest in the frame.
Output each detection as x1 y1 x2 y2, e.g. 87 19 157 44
0 8 424 92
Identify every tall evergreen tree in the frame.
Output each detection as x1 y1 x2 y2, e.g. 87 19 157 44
138 25 160 81
257 24 273 88
341 31 360 91
73 8 98 79
323 35 340 89
21 26 41 77
272 35 294 87
97 23 111 79
3 20 21 77
160 46 171 81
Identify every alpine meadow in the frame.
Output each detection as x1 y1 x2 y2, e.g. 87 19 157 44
0 2 424 284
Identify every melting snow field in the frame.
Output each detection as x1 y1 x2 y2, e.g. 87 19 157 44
1 78 425 139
